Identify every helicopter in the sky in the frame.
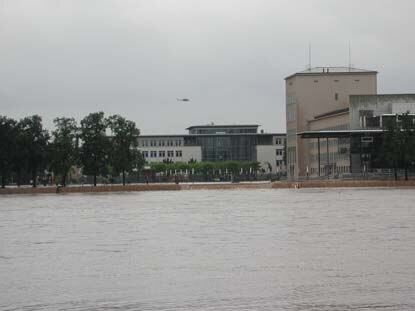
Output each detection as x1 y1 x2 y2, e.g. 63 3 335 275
176 98 190 102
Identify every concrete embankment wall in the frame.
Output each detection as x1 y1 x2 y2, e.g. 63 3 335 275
0 184 181 195
277 180 415 189
1 180 415 195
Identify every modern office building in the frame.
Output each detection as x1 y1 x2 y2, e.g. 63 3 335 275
285 67 378 178
137 124 286 173
348 94 415 172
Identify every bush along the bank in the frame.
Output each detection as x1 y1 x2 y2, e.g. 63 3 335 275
148 161 261 178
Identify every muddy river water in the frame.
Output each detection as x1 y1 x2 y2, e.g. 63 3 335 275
1 188 415 310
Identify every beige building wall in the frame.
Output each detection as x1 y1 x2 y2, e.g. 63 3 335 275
285 68 377 179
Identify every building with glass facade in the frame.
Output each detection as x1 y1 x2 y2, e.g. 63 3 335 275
297 94 415 176
137 124 286 173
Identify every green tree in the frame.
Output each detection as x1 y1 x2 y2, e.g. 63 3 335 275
49 117 78 186
224 161 239 175
0 116 18 188
197 162 213 177
79 112 109 186
400 113 415 180
382 113 415 180
107 115 140 185
383 116 400 180
18 115 50 187
132 149 145 181
150 162 167 173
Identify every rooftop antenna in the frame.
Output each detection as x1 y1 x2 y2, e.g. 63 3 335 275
308 43 312 70
348 41 351 71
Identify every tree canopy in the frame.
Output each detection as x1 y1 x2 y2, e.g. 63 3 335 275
107 115 140 185
0 116 17 188
79 112 110 186
49 117 78 186
0 112 148 187
18 115 50 187
382 113 415 180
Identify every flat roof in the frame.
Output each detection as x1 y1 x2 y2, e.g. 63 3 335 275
285 66 377 80
138 133 286 138
313 107 349 120
297 129 383 139
186 124 259 130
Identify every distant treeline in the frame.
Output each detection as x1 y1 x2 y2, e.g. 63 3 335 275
0 112 265 188
0 112 142 188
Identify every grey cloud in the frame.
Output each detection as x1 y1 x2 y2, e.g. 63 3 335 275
1 0 414 134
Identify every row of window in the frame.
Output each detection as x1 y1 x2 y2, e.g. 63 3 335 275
310 165 350 175
287 111 296 122
287 146 297 164
313 79 360 83
289 79 360 87
192 129 256 134
310 151 349 162
142 150 183 158
140 140 182 147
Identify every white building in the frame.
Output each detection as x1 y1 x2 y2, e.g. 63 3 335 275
137 125 286 173
137 135 202 163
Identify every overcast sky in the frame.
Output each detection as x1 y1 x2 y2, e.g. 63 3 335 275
1 0 415 134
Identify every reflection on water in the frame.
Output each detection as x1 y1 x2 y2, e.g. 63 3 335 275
1 189 415 310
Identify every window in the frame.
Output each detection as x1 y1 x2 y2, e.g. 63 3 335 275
167 150 174 157
314 80 319 83
287 111 296 122
276 160 283 166
354 79 360 82
276 149 283 156
176 150 182 157
150 151 157 157
334 79 339 82
275 138 282 145
143 151 149 158
159 151 165 157
335 93 338 101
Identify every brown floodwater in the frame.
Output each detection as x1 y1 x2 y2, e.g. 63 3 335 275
1 188 415 310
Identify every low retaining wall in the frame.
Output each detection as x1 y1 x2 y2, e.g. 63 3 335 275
1 180 414 195
0 184 181 195
181 183 273 190
275 180 415 189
